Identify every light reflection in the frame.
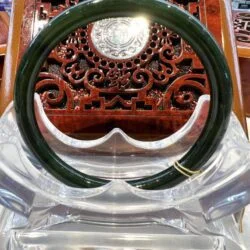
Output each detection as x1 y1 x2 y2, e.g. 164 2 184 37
91 16 150 60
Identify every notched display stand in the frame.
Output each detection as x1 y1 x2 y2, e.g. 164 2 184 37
0 96 249 249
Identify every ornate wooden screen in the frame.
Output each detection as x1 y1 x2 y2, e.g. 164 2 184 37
233 2 250 117
36 19 211 140
11 0 225 139
234 11 250 47
0 12 9 85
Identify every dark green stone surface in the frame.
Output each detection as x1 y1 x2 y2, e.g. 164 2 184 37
14 0 233 190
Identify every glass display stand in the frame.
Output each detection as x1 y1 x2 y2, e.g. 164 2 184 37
0 205 245 250
1 222 242 250
0 96 249 249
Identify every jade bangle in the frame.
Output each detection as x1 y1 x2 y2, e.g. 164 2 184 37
14 0 232 190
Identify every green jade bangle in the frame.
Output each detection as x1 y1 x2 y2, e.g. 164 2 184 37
14 0 233 190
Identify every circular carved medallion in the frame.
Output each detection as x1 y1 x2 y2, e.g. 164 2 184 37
91 17 150 60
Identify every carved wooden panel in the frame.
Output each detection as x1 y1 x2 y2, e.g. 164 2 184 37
0 12 9 85
18 0 223 140
33 0 222 43
233 6 250 118
234 11 250 46
35 0 200 27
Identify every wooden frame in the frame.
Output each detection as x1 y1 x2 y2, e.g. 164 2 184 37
233 7 250 118
0 0 25 112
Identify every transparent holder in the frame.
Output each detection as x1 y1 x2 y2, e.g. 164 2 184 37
34 94 210 180
0 95 249 249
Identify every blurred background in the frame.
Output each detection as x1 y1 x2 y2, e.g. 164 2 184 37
0 0 11 14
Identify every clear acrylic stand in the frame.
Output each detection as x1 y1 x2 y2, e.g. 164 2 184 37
0 95 249 249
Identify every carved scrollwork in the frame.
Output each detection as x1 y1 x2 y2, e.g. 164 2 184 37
33 0 212 138
36 19 209 113
165 74 209 109
36 73 74 110
234 12 250 45
84 68 105 90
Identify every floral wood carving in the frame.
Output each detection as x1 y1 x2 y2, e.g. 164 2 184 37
36 22 209 111
35 0 204 31
234 11 250 45
33 0 211 140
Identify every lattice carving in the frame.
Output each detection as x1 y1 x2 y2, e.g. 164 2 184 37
31 0 213 139
38 0 79 20
36 21 209 111
234 12 250 45
36 0 203 27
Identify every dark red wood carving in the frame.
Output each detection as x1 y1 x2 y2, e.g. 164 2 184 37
233 10 250 117
23 0 218 140
35 0 205 29
35 24 210 139
234 11 250 46
0 13 9 84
